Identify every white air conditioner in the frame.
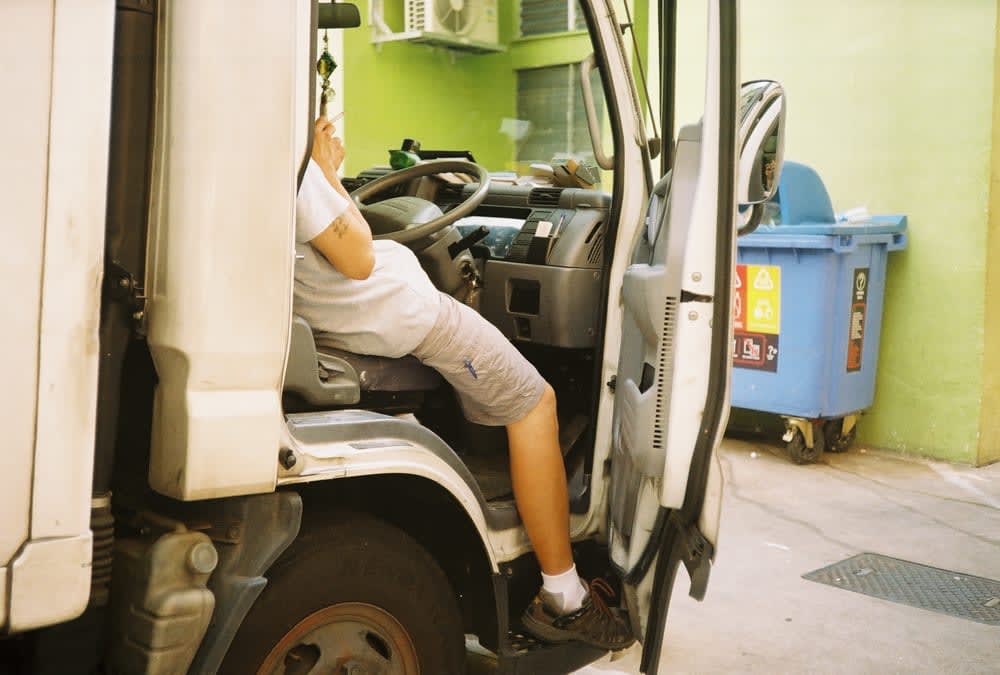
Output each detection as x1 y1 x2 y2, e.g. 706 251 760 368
404 0 499 47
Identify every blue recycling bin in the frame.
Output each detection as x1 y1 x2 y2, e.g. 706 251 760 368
731 162 907 458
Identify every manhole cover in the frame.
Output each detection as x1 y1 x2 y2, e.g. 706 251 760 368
803 553 1000 625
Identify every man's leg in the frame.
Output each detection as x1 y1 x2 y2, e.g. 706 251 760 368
507 384 633 649
412 295 633 649
506 384 573 575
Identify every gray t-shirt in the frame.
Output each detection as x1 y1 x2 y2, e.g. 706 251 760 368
293 160 441 358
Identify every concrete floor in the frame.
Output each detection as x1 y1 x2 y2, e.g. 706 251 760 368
476 438 1000 674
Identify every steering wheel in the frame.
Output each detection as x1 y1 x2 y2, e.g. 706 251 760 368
350 159 491 245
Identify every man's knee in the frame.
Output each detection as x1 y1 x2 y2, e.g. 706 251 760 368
507 382 556 430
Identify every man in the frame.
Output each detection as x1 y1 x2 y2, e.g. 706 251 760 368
295 117 634 651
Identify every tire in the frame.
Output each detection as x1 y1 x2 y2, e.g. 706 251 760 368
219 512 465 675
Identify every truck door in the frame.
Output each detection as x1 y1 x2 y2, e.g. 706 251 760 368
606 1 736 672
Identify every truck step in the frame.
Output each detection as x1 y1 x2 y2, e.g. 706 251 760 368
497 630 607 675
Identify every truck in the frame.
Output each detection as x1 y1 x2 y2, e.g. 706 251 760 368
0 0 785 673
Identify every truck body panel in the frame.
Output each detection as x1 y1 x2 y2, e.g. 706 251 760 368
1 0 115 631
145 0 310 499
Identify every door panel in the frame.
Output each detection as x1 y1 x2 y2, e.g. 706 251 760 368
606 1 736 672
608 119 706 605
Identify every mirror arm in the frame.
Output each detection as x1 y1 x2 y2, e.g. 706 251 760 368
737 203 764 237
580 54 614 170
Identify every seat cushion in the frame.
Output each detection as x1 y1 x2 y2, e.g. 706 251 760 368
316 346 442 392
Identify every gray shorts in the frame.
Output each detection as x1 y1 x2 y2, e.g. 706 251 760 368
412 294 546 426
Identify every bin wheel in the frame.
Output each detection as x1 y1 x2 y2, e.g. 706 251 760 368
824 419 857 453
787 426 824 464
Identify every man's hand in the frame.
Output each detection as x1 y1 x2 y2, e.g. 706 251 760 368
312 117 345 186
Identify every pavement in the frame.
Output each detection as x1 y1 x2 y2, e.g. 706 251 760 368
473 437 1000 674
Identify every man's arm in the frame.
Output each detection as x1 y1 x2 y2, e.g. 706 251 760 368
300 117 375 280
309 209 374 280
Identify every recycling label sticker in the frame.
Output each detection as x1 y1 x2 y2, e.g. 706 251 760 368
733 264 781 372
846 267 869 372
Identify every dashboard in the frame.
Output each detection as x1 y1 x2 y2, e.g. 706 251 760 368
342 173 612 349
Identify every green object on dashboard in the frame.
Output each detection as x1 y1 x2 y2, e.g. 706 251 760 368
389 149 420 170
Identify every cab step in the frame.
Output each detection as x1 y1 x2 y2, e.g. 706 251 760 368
491 574 607 675
497 631 607 675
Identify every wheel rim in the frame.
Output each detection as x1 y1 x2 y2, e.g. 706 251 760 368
257 602 420 675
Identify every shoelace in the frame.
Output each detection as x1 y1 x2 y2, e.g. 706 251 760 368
587 577 618 622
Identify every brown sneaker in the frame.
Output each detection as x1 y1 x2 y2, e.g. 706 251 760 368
521 578 636 651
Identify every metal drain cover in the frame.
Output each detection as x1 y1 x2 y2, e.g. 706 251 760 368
803 553 1000 625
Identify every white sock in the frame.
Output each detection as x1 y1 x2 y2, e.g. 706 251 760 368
541 564 587 613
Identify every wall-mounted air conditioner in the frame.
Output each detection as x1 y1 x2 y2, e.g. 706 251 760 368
401 0 501 51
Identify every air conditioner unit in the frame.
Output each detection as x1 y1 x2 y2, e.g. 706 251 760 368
404 0 499 48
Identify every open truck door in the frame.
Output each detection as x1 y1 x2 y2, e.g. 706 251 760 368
605 2 785 672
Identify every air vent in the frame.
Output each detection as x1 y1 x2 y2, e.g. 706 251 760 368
587 231 604 265
528 187 563 207
438 183 467 203
652 297 678 450
340 177 368 192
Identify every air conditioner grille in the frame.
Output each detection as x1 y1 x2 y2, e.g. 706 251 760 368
405 0 425 32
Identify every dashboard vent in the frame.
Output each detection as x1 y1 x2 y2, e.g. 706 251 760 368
587 231 604 265
438 183 467 203
528 187 563 207
340 177 369 192
341 175 404 204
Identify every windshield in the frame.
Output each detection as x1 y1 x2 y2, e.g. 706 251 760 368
330 0 614 191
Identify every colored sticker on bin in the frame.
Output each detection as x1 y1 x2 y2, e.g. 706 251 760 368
847 268 869 372
746 265 781 334
734 264 780 371
734 265 748 331
732 332 779 372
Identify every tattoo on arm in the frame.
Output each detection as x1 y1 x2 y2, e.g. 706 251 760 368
330 215 349 238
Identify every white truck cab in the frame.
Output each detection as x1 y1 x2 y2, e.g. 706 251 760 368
0 1 784 673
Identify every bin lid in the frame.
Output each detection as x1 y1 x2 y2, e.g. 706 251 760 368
754 214 908 236
774 162 836 225
760 160 907 236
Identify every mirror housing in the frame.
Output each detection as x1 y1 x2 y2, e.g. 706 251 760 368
737 80 786 205
318 2 361 29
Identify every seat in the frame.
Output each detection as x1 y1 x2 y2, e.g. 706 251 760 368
284 315 441 408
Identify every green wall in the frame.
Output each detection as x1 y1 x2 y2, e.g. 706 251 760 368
341 0 518 173
682 1 998 463
978 0 1000 466
341 1 603 176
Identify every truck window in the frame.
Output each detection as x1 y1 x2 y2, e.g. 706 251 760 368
338 1 614 194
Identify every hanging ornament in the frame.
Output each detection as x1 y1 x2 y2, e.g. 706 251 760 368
316 29 338 118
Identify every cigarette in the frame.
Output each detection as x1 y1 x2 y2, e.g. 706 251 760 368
331 111 345 124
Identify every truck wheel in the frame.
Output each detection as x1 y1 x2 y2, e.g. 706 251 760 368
219 512 465 675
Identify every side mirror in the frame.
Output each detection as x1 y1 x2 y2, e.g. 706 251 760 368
737 80 786 205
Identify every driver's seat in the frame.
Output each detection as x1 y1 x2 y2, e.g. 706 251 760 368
284 315 442 409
